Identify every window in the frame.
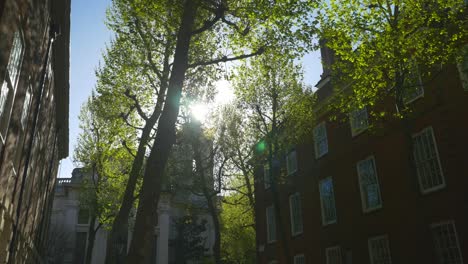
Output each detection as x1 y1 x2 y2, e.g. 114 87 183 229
402 63 424 103
431 221 463 264
286 150 298 175
313 122 328 158
326 246 342 264
368 235 392 264
266 205 276 243
319 177 337 225
0 29 24 140
357 156 382 212
412 127 445 193
350 107 369 136
13 84 33 170
264 164 271 189
289 193 303 236
294 254 305 264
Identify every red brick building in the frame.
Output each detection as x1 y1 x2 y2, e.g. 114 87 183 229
0 0 70 262
255 49 468 263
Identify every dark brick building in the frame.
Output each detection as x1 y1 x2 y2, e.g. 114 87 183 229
0 0 70 262
255 48 468 263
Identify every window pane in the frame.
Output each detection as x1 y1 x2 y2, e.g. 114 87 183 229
431 222 463 264
287 150 298 175
412 127 444 193
290 193 303 235
314 122 328 158
357 157 382 211
368 236 392 264
320 177 337 225
326 246 342 264
350 107 369 135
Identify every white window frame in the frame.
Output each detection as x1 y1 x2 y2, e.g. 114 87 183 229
350 107 369 137
289 192 303 236
403 63 424 104
286 150 298 176
264 164 271 189
294 254 305 264
319 177 337 226
368 235 392 264
313 122 328 159
266 205 276 243
0 28 25 142
431 221 464 264
412 127 445 194
357 156 383 212
326 246 342 264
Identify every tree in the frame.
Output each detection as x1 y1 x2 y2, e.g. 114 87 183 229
229 51 313 263
170 215 208 264
74 95 136 263
316 0 467 194
105 1 318 262
316 0 467 118
220 184 256 264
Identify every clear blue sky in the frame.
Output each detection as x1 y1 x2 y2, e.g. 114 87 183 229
59 0 113 178
59 1 323 178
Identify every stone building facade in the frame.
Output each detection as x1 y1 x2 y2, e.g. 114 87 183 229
0 0 70 262
49 169 107 264
254 49 468 263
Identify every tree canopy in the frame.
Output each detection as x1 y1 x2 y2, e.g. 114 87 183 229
317 0 467 118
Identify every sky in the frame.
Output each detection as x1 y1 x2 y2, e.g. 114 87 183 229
59 1 323 178
59 0 113 177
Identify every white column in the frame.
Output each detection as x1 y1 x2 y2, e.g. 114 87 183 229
156 194 170 264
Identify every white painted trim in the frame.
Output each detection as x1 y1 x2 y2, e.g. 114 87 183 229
412 126 446 194
293 254 305 264
313 122 329 159
430 220 464 264
289 192 303 236
319 177 337 226
356 156 383 213
368 235 392 264
325 246 342 264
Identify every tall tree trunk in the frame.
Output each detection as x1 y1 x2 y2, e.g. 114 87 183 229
85 215 98 264
126 1 197 262
105 108 160 264
105 35 170 263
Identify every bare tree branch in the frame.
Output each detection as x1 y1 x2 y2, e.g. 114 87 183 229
124 89 149 121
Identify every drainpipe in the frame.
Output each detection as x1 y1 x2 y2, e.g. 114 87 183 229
7 22 60 264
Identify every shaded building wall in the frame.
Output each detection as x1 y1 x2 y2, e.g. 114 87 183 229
255 61 468 263
49 169 108 264
0 0 69 262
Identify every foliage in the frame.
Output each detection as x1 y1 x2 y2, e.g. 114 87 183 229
74 95 136 228
233 50 315 145
170 215 208 264
220 188 256 264
317 0 467 118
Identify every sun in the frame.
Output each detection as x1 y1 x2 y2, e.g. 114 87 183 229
190 103 209 123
